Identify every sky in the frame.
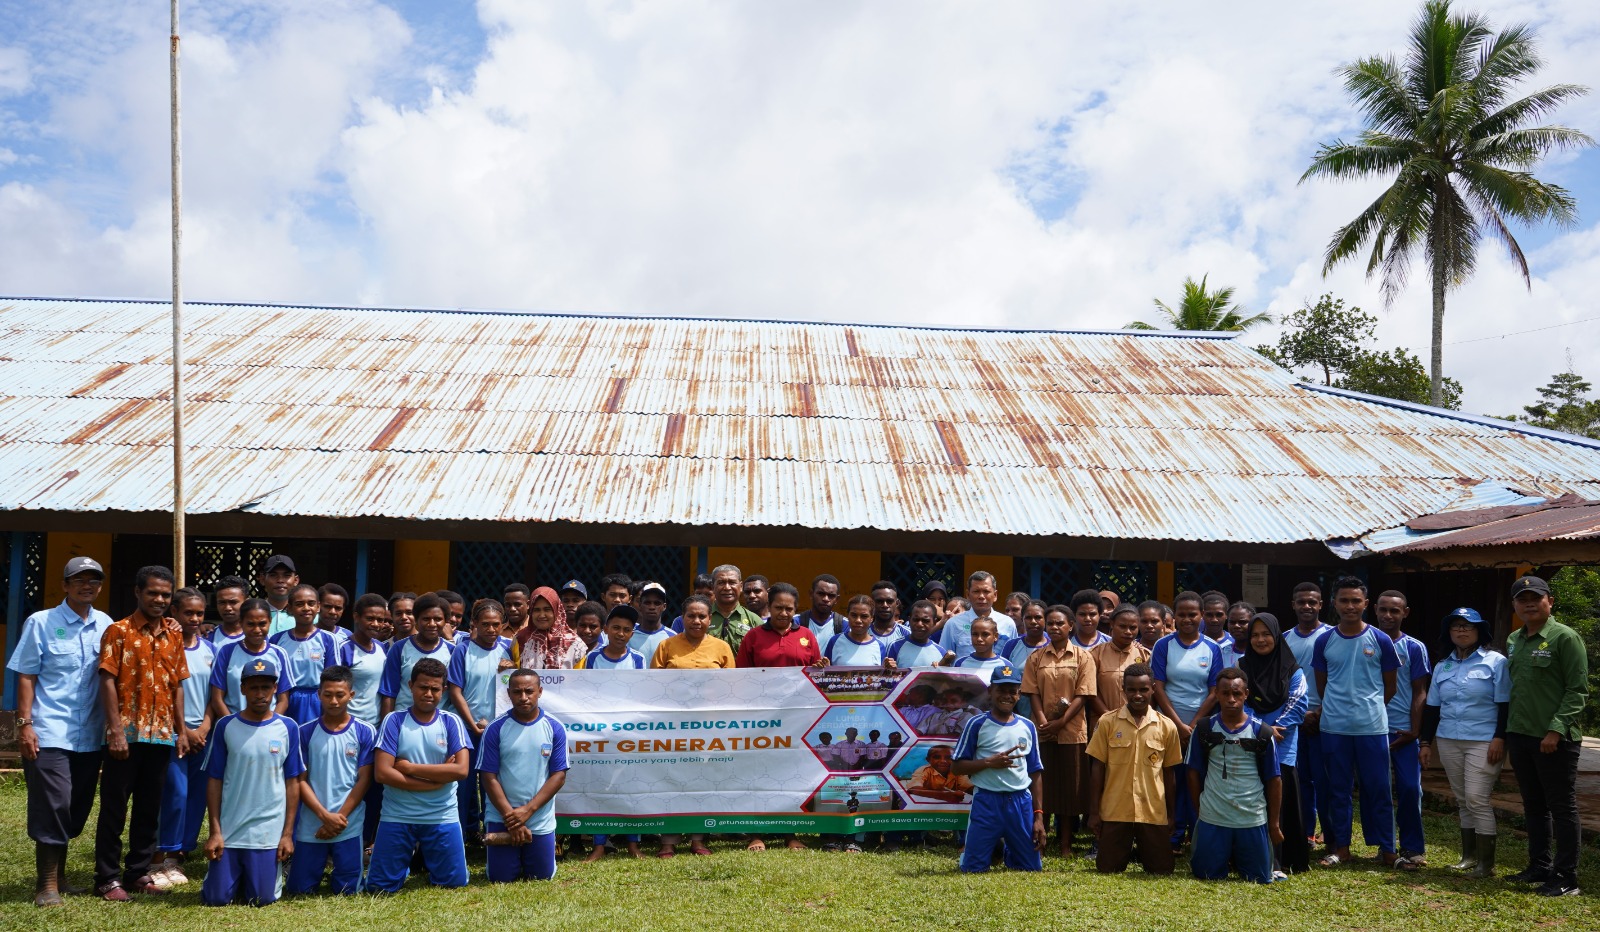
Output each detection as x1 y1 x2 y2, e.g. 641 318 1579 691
1 0 1598 415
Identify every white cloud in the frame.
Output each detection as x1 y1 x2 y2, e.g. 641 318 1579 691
0 47 28 95
2 0 1598 416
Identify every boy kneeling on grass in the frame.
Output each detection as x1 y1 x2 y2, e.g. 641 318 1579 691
1187 668 1283 884
951 663 1045 873
201 657 304 907
286 665 376 895
480 669 569 881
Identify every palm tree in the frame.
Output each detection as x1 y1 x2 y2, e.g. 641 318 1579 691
1125 275 1272 332
1301 0 1592 406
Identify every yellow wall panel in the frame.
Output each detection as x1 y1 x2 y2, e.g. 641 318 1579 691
963 554 1013 598
395 540 451 594
1156 561 1175 604
706 547 882 601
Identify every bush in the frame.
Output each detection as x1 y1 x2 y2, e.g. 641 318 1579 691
1550 566 1600 736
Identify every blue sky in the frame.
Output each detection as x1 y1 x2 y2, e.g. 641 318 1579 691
2 0 1598 413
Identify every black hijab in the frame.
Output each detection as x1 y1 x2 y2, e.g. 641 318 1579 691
1239 612 1298 715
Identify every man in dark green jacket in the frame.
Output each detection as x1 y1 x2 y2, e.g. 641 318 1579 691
1503 575 1589 898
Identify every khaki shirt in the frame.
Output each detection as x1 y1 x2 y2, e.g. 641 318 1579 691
1089 640 1152 715
1020 640 1098 744
1085 706 1181 825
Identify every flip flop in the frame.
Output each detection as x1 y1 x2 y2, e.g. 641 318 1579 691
656 849 676 859
690 844 713 856
1319 853 1344 867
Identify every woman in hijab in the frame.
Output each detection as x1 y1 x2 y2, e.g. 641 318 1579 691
514 586 584 670
1238 611 1310 875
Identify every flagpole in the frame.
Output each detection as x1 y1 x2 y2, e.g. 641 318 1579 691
170 0 186 586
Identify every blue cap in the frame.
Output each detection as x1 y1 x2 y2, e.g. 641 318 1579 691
560 579 588 599
240 656 280 681
990 663 1023 685
1443 607 1484 625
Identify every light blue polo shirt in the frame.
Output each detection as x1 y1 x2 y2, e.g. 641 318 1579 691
478 709 569 835
377 708 470 824
1427 647 1511 742
1150 633 1223 720
953 712 1042 793
269 628 338 690
1385 632 1432 733
209 641 292 714
204 712 305 849
937 609 1019 659
335 639 387 726
1282 623 1329 711
1071 630 1111 650
1000 636 1047 669
628 626 674 661
182 638 218 729
6 602 115 751
584 646 647 670
267 605 296 638
295 717 376 844
1312 624 1400 737
377 635 454 712
209 627 245 648
446 636 515 722
886 636 946 668
871 622 911 646
952 653 1008 672
1187 712 1280 829
824 633 888 666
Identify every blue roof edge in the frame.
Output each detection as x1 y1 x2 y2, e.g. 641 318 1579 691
0 295 1240 341
1297 382 1600 453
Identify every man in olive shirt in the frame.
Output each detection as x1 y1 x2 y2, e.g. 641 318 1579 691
1503 575 1589 898
707 564 758 654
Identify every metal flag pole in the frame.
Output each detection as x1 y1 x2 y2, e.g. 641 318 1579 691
170 0 186 585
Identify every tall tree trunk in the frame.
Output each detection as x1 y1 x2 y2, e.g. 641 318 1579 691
1430 244 1447 407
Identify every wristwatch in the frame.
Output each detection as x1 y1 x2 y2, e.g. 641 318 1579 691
15 717 33 728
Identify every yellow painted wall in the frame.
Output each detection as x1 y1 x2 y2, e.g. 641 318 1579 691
395 540 451 594
1156 561 1175 604
963 554 1013 598
44 532 113 610
706 547 883 601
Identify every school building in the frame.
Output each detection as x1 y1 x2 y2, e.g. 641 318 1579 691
3 297 1599 704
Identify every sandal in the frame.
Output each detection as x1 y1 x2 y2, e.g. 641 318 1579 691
690 843 713 856
656 848 677 858
843 843 863 853
1383 853 1421 872
1318 853 1344 867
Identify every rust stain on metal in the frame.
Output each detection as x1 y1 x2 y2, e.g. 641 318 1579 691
661 412 686 457
1267 433 1325 478
934 420 968 473
368 407 417 451
971 358 1006 393
788 383 817 418
603 377 628 414
63 398 150 444
845 329 861 358
465 375 496 412
20 469 80 507
69 362 132 396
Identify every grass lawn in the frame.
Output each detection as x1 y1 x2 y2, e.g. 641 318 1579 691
2 778 1596 931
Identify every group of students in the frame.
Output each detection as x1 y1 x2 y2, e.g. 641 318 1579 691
9 553 1590 907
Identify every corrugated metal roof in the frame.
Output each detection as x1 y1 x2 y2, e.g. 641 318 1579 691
1386 500 1600 552
2 296 1599 546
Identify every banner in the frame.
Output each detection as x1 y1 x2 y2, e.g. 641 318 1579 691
536 665 995 834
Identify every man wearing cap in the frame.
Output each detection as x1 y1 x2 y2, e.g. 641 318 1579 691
258 555 298 637
9 556 116 907
94 565 191 901
1503 575 1590 897
557 580 588 619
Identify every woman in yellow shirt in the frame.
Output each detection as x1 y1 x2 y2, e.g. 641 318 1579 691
651 596 736 670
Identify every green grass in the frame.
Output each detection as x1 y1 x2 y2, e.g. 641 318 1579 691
2 778 1595 931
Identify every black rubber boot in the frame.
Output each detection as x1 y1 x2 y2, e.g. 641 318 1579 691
1450 829 1478 871
35 845 62 908
1470 834 1496 880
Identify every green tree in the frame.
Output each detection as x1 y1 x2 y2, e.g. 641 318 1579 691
1549 565 1600 735
1125 275 1272 333
1259 294 1378 385
1518 371 1600 439
1300 0 1592 407
1336 347 1463 408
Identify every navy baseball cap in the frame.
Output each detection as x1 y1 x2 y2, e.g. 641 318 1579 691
240 656 280 682
63 556 105 580
261 554 296 574
1509 576 1550 598
991 664 1023 686
559 579 588 599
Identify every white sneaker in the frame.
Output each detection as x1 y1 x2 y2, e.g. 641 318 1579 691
160 858 189 886
146 869 173 890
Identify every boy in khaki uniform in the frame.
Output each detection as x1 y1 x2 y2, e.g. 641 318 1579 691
1086 662 1182 874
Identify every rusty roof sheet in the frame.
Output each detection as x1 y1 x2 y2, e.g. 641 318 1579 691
2 297 1600 545
1386 500 1600 552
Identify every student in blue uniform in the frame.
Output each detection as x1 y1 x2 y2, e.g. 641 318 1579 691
209 576 251 648
1150 591 1223 850
270 584 338 725
1001 601 1049 667
1311 576 1400 868
952 617 1008 672
1187 668 1282 884
286 666 376 896
367 658 472 892
378 593 454 717
1200 592 1232 649
1374 589 1431 869
154 588 216 887
887 600 955 669
825 596 890 666
629 583 675 661
447 599 515 845
200 657 304 907
335 593 389 847
1282 582 1329 846
1220 601 1254 669
209 600 291 718
1069 590 1111 650
585 606 648 670
952 663 1045 873
480 669 570 881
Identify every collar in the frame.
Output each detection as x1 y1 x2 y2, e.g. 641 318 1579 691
1115 705 1159 728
